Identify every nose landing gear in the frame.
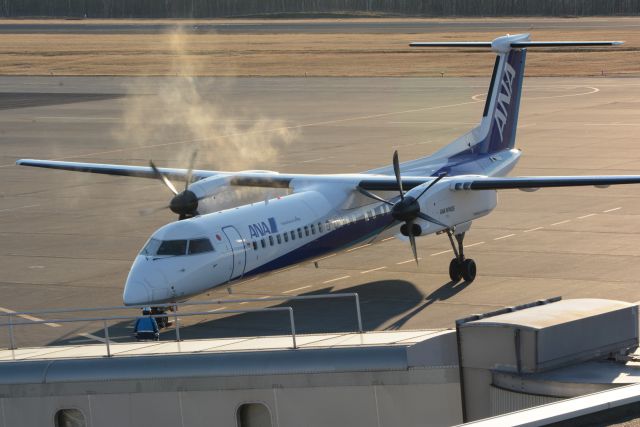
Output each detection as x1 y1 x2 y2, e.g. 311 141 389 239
446 230 477 283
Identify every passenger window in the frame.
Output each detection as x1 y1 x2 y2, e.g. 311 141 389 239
325 221 331 231
364 211 369 221
311 224 316 234
297 228 303 238
188 238 214 254
55 409 87 427
252 242 258 250
291 230 295 240
276 234 282 244
261 239 266 248
284 233 289 242
318 222 323 233
304 226 309 236
157 240 187 256
269 236 274 246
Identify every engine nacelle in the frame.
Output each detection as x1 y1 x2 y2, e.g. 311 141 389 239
187 175 230 200
404 177 498 234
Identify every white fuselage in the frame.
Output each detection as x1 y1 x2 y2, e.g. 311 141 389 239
123 170 503 306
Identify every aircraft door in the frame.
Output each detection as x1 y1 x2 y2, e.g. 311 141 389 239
222 226 246 281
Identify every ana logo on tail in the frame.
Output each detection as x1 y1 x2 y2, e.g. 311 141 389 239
493 62 516 142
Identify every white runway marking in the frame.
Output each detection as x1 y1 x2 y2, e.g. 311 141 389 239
473 86 598 102
313 253 336 262
551 220 571 226
396 258 422 265
0 204 40 213
258 296 271 300
208 307 227 312
585 123 640 126
466 241 485 248
78 332 108 343
0 307 61 327
603 207 622 213
578 213 596 219
322 275 350 284
380 237 395 242
494 234 516 241
430 249 453 256
347 243 371 252
389 121 477 125
238 301 249 305
360 266 387 274
524 226 544 233
37 116 120 121
392 140 433 149
282 285 311 294
300 157 327 163
527 86 599 100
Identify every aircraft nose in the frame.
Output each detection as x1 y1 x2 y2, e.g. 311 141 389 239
122 281 152 306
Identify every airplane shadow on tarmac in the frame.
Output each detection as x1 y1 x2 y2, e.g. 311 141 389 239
49 278 471 346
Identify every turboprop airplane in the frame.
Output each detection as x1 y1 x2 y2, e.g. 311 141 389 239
16 34 640 313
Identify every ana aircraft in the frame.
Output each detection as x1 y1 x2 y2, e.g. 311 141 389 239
17 34 640 314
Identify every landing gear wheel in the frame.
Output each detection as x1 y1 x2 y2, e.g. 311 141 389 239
449 258 462 282
461 259 477 282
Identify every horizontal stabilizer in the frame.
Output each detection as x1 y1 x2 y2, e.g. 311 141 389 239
410 34 623 53
410 41 623 48
510 41 623 47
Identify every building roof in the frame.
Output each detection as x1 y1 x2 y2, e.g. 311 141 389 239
0 329 457 385
467 299 634 330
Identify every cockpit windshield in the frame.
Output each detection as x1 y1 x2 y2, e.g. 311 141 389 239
140 238 214 257
157 240 188 256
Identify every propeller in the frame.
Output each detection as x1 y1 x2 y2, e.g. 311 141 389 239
148 151 203 220
359 150 447 265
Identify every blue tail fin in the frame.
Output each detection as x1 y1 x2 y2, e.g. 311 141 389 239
481 48 527 154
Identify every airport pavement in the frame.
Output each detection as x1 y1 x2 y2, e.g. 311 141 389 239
1 75 640 347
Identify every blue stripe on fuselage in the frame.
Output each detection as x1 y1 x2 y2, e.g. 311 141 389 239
242 210 397 278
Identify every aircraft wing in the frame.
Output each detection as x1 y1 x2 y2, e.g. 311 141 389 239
17 159 640 193
15 159 292 188
358 175 640 191
450 175 640 191
15 159 220 182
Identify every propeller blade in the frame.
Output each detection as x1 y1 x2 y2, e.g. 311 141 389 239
392 150 404 200
150 160 179 196
139 205 170 216
416 211 449 228
357 187 394 206
184 150 198 192
407 220 419 266
415 172 447 201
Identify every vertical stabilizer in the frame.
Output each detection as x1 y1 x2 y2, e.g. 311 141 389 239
408 34 622 158
480 47 527 154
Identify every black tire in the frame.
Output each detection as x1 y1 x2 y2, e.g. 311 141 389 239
461 259 477 282
449 258 462 282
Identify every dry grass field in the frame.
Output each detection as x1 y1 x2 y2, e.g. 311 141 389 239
0 18 639 76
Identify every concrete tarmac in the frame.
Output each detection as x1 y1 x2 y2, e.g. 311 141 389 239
1 75 640 347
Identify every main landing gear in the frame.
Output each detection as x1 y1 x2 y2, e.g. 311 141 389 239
446 230 476 283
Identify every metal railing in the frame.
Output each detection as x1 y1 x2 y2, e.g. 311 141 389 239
0 292 363 361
